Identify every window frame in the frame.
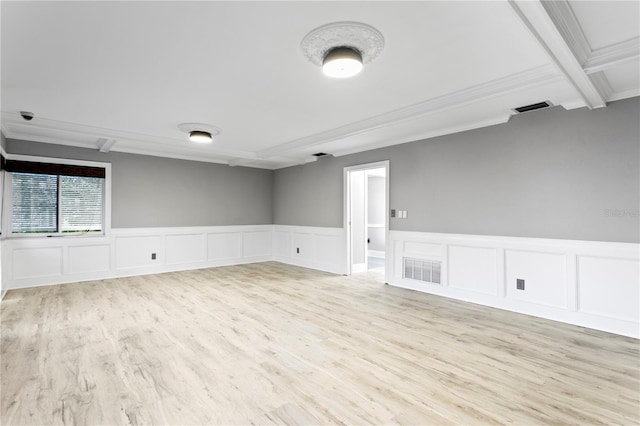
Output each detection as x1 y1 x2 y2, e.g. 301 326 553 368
3 154 111 238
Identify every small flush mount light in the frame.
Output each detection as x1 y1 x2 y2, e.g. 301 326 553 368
301 21 384 78
178 123 222 144
189 130 212 143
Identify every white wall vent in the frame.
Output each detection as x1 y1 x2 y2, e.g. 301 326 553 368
403 257 441 284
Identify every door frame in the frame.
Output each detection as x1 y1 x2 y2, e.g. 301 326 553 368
343 160 390 282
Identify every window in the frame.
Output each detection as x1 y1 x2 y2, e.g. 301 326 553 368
5 157 109 236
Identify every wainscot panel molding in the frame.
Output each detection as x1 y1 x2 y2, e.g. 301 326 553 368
272 225 347 275
3 226 637 338
1 225 274 290
388 230 640 338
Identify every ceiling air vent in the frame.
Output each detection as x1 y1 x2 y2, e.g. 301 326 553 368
513 101 552 114
312 152 329 157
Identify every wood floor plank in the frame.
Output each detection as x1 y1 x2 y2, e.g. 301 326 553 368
1 261 638 425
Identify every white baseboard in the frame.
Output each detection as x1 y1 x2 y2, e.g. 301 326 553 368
368 250 385 259
388 230 640 338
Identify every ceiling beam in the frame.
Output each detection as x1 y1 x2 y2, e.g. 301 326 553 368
257 64 562 159
97 138 117 153
508 0 607 109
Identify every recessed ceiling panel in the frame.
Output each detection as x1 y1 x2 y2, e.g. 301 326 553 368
569 1 640 50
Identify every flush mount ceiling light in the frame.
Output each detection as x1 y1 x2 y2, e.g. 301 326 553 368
301 21 384 78
189 130 212 143
322 47 363 78
177 123 222 144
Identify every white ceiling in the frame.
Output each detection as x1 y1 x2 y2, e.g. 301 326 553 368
1 1 638 169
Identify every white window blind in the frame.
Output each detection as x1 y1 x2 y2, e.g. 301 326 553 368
11 173 58 233
11 172 104 234
60 176 104 232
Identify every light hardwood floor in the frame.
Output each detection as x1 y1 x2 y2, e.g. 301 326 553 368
1 262 638 425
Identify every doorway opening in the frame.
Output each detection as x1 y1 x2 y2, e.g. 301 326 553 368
344 161 389 282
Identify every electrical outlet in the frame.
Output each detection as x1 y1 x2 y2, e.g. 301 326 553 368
151 253 157 260
296 247 300 254
391 209 396 218
516 278 525 290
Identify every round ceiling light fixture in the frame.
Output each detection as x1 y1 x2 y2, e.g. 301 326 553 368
177 123 222 144
322 47 363 78
189 130 212 143
301 21 384 78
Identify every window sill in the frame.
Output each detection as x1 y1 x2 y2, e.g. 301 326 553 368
4 232 109 240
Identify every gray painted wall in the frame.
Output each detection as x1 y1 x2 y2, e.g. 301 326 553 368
5 140 274 228
274 97 640 243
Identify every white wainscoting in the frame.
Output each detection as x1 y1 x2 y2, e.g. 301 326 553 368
1 225 273 290
272 225 347 275
388 230 640 338
3 224 637 337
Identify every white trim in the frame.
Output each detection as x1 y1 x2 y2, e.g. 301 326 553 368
272 225 346 275
332 115 511 158
535 0 640 106
509 0 606 109
97 138 117 153
2 225 273 290
343 161 389 281
2 153 112 238
258 65 562 159
388 230 639 338
2 224 637 338
0 113 256 159
588 72 613 103
583 37 640 75
539 0 591 65
608 88 640 103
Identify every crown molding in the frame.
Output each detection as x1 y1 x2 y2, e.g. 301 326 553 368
608 88 640 103
257 64 563 160
0 113 257 161
99 144 235 167
510 0 606 110
583 37 640 75
330 114 512 158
